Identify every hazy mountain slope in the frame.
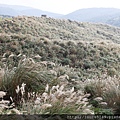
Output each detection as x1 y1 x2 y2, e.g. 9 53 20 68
62 8 120 26
0 7 21 16
1 4 120 26
0 4 62 17
20 9 62 17
106 16 120 27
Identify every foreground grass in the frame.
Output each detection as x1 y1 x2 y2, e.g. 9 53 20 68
0 57 119 115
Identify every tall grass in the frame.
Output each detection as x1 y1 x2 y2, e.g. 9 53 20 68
0 57 119 114
0 58 55 105
20 83 94 114
84 73 120 114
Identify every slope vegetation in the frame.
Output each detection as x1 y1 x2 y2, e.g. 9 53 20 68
0 16 120 43
0 16 120 77
0 16 120 115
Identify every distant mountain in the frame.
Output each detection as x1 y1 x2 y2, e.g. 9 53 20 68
0 4 62 17
1 5 120 27
62 8 120 27
63 8 120 22
106 16 120 27
20 8 62 17
0 7 21 16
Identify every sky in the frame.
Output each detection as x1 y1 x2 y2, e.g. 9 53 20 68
0 0 120 14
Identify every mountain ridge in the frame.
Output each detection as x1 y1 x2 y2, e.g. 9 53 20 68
0 4 63 17
1 4 120 27
62 8 120 25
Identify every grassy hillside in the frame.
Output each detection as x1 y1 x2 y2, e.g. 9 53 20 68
0 16 120 43
0 16 120 115
0 16 120 76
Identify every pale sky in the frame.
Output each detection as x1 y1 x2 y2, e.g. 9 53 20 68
0 0 120 14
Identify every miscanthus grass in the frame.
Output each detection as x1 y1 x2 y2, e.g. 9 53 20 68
0 54 119 114
84 73 120 114
19 83 94 114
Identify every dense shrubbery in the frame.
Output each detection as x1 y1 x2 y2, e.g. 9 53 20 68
0 37 119 79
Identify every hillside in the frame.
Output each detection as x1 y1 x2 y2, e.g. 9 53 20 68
0 16 120 75
0 7 21 16
1 16 120 43
0 16 120 115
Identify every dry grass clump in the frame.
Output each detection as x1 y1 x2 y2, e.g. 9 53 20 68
20 83 94 114
0 91 22 114
0 56 118 114
84 73 120 114
0 58 55 105
0 82 94 115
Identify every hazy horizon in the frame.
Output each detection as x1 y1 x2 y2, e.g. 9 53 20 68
0 0 120 14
